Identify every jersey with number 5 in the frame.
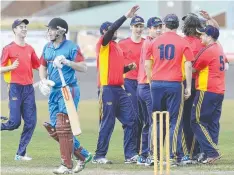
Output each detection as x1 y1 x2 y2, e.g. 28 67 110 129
193 43 225 94
146 32 193 82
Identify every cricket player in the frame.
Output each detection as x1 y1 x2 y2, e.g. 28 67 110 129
181 10 228 163
145 14 193 165
181 13 205 163
119 15 145 154
39 18 92 174
198 10 230 71
136 17 163 166
191 25 225 164
0 19 40 161
93 5 139 164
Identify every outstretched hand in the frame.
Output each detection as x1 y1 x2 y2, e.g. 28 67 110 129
199 10 211 20
125 5 140 18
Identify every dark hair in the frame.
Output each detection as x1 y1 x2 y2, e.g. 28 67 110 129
182 15 202 37
165 21 179 30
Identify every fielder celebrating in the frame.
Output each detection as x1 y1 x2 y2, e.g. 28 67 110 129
1 19 40 161
191 25 225 164
93 5 139 164
181 12 205 163
39 18 92 174
137 17 163 166
145 14 193 165
119 15 145 154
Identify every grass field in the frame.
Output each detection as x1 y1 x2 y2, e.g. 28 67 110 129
1 100 234 175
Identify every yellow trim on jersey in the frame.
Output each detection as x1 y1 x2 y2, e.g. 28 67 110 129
181 55 186 81
4 59 12 83
99 44 110 86
146 57 153 83
198 66 209 91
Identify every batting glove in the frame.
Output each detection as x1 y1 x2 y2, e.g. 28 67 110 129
39 79 55 96
53 55 71 68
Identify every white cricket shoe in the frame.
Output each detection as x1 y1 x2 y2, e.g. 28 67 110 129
73 160 85 173
53 165 72 174
92 156 112 164
73 153 92 173
14 155 32 161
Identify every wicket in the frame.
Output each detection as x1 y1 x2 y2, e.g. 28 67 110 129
152 111 170 175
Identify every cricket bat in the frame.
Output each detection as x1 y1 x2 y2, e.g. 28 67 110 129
58 68 82 136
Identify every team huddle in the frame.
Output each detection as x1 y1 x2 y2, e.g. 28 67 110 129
0 5 229 175
95 5 228 168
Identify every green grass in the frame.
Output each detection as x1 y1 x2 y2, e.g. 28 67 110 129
1 100 234 174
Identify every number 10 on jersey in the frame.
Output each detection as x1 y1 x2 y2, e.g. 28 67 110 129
158 44 175 60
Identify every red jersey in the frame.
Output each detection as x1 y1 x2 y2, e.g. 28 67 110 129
184 36 205 79
118 37 145 80
138 36 153 84
1 42 40 85
96 36 125 86
146 32 193 82
193 43 225 94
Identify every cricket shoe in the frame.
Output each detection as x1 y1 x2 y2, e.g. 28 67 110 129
179 155 192 165
202 155 222 164
124 155 139 164
73 153 93 173
53 165 72 174
136 155 146 165
145 156 154 166
14 154 32 161
195 152 207 163
92 156 112 164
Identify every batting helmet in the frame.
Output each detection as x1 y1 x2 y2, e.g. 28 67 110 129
47 18 68 33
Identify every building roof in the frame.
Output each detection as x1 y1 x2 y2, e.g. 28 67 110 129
53 1 160 27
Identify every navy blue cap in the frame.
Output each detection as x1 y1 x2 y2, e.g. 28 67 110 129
12 19 29 29
147 17 162 28
163 14 179 23
100 21 113 35
130 16 144 26
196 25 219 40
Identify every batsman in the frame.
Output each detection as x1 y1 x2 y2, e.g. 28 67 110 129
39 18 92 174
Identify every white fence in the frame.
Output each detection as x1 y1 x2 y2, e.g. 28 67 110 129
1 29 234 65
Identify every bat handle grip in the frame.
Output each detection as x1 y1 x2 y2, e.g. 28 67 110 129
58 68 66 87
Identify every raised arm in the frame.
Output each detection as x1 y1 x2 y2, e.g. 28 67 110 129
102 5 140 46
199 10 220 29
